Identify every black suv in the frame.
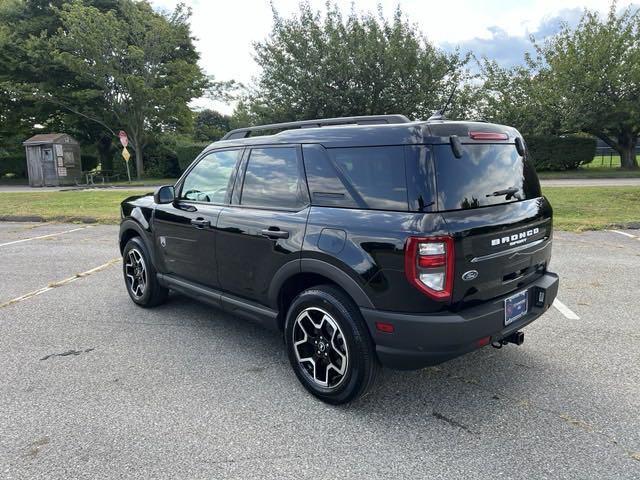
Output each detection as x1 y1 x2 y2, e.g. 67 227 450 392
119 115 559 404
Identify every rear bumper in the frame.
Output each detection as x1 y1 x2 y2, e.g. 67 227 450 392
360 272 559 370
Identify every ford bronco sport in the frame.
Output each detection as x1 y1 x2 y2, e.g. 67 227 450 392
119 115 559 404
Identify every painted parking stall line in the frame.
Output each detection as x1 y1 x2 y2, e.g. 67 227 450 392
552 299 580 320
606 229 639 240
0 226 92 248
0 257 121 309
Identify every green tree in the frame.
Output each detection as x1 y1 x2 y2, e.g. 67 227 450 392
479 61 561 136
0 0 121 165
538 3 640 169
240 2 471 124
481 3 640 169
194 109 231 142
51 0 208 178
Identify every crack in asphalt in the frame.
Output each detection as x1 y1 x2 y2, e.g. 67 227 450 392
427 366 640 463
432 411 477 435
24 437 50 459
40 348 95 361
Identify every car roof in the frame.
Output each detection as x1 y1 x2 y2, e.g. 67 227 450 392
207 120 519 150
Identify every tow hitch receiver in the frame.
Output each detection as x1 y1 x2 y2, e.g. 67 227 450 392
492 331 525 349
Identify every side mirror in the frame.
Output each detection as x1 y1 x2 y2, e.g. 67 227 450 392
154 185 175 204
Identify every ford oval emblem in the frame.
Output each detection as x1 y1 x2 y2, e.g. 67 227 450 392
462 270 478 281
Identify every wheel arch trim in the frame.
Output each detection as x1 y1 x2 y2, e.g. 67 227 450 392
119 219 158 267
268 258 374 310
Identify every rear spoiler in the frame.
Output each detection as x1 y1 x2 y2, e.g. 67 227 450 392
448 133 526 159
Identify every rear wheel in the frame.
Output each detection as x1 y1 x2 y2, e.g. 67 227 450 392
123 237 168 307
284 285 378 404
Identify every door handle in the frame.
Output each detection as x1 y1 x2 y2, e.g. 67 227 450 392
260 228 289 239
190 218 210 229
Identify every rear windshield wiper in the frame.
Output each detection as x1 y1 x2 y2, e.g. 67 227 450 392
486 187 520 200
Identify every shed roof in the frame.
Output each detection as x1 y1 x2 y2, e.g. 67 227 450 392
23 133 78 145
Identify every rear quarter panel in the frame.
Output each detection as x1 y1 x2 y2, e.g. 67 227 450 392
303 207 450 313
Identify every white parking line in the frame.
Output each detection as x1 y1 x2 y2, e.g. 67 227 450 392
0 258 121 309
553 299 580 320
0 226 91 248
606 229 638 239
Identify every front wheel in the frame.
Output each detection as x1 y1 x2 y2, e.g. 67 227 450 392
122 237 168 308
284 285 378 404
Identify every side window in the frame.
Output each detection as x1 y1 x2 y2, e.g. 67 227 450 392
302 144 359 209
180 149 240 203
305 146 407 211
240 147 306 209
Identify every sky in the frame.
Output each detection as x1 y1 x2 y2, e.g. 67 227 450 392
150 0 634 114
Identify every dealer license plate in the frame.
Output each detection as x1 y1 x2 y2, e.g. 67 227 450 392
504 290 528 326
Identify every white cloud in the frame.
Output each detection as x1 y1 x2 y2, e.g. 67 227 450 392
150 0 633 114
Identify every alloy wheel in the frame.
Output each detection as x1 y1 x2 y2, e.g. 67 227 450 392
125 248 147 299
292 307 349 388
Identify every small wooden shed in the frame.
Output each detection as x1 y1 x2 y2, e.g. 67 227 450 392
22 133 82 187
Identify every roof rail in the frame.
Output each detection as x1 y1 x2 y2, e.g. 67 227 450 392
221 114 411 140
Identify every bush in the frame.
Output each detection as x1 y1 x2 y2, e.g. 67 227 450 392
144 142 182 178
526 135 596 171
176 143 208 171
81 154 99 171
0 154 27 178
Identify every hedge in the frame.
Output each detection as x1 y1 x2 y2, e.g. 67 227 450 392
526 135 597 171
0 154 27 178
81 154 99 171
176 143 208 171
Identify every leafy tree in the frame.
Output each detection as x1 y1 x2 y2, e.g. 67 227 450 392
479 61 561 136
239 2 472 124
194 110 231 142
537 3 640 169
481 3 640 169
0 0 71 156
51 0 209 178
0 0 120 165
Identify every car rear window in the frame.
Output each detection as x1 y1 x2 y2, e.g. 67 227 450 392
433 144 541 211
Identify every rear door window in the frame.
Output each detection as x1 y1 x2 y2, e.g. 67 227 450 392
433 144 541 211
240 147 307 210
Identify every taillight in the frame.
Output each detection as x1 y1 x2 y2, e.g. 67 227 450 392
404 236 454 300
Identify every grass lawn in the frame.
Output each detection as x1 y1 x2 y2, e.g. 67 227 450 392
103 177 177 187
543 186 640 231
0 190 148 224
586 155 624 169
537 154 640 179
0 186 638 231
538 168 640 179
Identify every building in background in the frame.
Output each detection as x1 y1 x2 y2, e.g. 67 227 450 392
22 134 82 187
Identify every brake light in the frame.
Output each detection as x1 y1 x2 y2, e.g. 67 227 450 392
469 131 508 141
404 236 454 300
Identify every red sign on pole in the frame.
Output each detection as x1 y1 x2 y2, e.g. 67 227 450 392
118 130 128 148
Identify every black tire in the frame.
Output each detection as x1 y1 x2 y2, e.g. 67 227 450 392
122 237 168 308
284 285 379 404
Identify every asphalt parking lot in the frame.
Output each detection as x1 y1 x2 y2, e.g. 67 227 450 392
0 222 639 479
